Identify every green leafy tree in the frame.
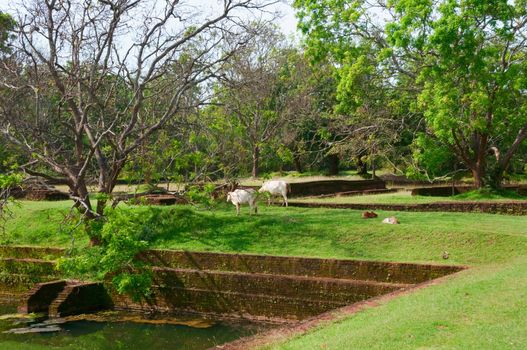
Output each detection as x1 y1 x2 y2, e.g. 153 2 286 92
274 49 334 174
294 0 419 177
404 0 527 188
0 11 15 55
195 104 250 179
407 133 460 181
295 0 527 188
0 12 22 235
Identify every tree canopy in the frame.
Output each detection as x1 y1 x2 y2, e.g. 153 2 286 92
294 0 527 187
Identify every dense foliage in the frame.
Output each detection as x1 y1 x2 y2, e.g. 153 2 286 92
2 0 527 248
295 0 527 187
56 206 168 302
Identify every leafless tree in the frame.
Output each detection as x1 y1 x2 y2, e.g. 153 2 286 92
0 0 277 244
217 23 293 177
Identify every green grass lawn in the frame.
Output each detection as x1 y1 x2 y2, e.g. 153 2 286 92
262 257 527 350
3 199 527 349
4 200 527 266
293 190 527 205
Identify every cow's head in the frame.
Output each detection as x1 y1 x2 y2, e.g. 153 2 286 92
226 192 232 202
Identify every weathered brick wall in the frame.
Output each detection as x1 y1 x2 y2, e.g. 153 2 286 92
18 280 67 314
0 257 60 304
11 188 69 201
49 282 112 317
314 188 397 199
138 250 463 285
411 185 527 197
0 246 64 260
288 201 527 215
411 186 474 197
111 288 349 321
110 268 405 321
0 258 57 278
289 180 386 197
0 246 464 321
151 268 407 299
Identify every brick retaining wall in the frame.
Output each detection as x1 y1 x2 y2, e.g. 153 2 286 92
0 246 464 322
288 200 527 215
288 180 386 197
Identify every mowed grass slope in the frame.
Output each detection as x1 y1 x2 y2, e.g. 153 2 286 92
3 200 527 349
263 258 527 350
4 200 527 266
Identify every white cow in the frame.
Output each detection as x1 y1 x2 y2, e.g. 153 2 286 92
259 180 289 207
226 189 258 215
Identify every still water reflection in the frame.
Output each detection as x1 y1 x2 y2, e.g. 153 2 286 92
0 305 266 350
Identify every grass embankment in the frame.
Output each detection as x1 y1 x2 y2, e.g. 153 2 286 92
293 190 527 205
263 257 527 350
3 200 527 349
4 200 527 266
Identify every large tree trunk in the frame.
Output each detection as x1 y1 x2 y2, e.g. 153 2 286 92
471 168 486 189
453 130 490 189
293 153 303 173
490 171 504 189
69 161 124 246
67 178 103 246
252 146 260 178
327 154 339 176
472 166 506 190
356 155 368 175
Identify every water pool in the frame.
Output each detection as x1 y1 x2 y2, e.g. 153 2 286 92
0 305 266 350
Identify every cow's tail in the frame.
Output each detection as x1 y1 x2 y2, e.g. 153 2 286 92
286 183 291 194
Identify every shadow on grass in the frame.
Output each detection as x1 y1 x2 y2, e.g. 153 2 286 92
78 204 527 264
8 201 527 265
127 204 355 256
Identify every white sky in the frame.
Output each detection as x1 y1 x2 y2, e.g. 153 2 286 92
0 0 298 36
271 1 298 35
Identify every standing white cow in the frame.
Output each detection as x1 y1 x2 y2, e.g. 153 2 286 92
259 180 289 207
226 189 258 215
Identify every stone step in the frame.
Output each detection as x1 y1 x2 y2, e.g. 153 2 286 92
0 246 63 260
112 287 355 322
18 280 68 314
110 267 408 321
0 258 56 277
152 267 407 303
0 274 57 289
138 250 463 285
48 282 112 318
1 246 465 322
0 290 24 304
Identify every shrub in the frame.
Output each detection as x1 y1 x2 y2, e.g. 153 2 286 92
57 206 157 302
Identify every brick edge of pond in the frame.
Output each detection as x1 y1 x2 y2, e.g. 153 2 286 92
0 246 466 326
216 269 468 350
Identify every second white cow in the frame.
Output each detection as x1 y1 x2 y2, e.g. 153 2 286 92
259 180 289 207
227 189 258 215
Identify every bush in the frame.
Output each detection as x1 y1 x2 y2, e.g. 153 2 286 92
57 206 157 302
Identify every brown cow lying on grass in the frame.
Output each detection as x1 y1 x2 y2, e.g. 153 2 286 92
362 211 378 219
